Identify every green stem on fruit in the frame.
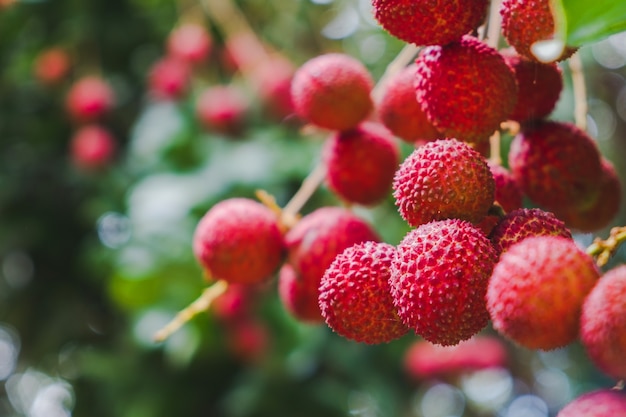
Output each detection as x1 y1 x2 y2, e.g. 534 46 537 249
569 51 588 131
153 279 229 342
586 226 626 267
372 43 420 103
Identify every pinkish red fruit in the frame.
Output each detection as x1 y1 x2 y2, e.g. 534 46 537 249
319 241 408 344
167 23 212 65
65 76 115 122
290 53 374 131
278 263 322 323
34 48 71 85
371 0 488 46
148 57 191 100
393 138 495 227
226 318 269 363
249 55 297 121
196 85 249 136
70 125 117 170
390 219 497 346
193 198 285 285
415 36 518 144
323 122 399 206
487 235 599 350
557 389 626 417
580 265 626 381
488 162 523 213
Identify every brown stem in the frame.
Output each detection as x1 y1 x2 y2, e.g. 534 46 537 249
489 130 502 165
569 52 588 131
372 43 421 102
586 226 626 267
485 0 502 48
281 162 327 228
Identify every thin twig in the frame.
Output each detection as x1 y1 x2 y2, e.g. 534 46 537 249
281 162 327 228
485 0 502 48
569 51 588 131
489 130 502 165
586 226 626 267
372 43 421 102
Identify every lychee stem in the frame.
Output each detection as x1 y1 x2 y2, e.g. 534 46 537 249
569 52 588 131
485 0 502 48
586 226 626 267
489 130 502 165
281 162 326 228
372 43 420 102
614 380 625 391
153 279 229 342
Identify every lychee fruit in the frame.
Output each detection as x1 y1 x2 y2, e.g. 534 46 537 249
393 138 495 227
65 76 115 122
487 235 600 350
34 47 71 85
167 23 212 65
148 57 191 100
580 264 626 381
249 54 297 121
70 124 117 170
196 85 249 136
278 263 322 323
508 120 603 211
415 36 518 144
371 0 488 47
225 317 270 364
376 64 440 144
212 283 256 322
323 122 399 206
390 219 497 346
488 162 524 213
556 389 626 417
192 198 285 285
489 207 572 256
319 241 408 344
290 53 374 131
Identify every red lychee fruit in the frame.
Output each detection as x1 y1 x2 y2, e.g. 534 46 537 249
390 219 497 346
488 162 523 213
508 120 603 211
167 23 212 65
281 207 380 322
70 125 117 170
212 283 255 322
580 265 626 381
393 138 495 227
249 55 297 121
489 208 572 256
290 53 374 131
404 335 508 380
278 263 322 323
415 36 518 144
226 318 269 364
34 47 71 85
556 389 626 417
487 235 600 350
319 241 408 344
376 64 440 144
196 85 249 136
500 0 577 62
554 159 621 233
323 122 399 206
371 0 488 47
192 198 285 285
501 49 563 123
65 76 115 122
148 57 191 100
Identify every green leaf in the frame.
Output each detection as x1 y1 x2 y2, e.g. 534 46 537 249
552 0 626 46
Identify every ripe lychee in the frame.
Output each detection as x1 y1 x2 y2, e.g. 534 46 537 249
192 198 285 285
556 389 626 417
415 36 518 144
488 162 523 213
249 55 297 121
278 263 322 323
580 265 626 381
371 0 488 47
376 64 440 144
34 48 71 85
290 53 374 131
323 122 399 206
148 57 191 100
390 219 497 346
393 138 495 227
489 208 572 256
70 124 117 170
196 85 249 136
65 76 115 122
167 23 212 65
487 235 600 350
319 241 408 344
508 120 603 211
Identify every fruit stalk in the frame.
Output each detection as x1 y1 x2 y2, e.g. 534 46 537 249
569 52 588 131
586 226 626 267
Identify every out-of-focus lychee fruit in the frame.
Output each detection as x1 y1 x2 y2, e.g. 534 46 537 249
393 138 495 227
167 23 212 66
212 283 255 322
70 125 117 170
489 208 572 256
225 318 270 364
249 55 297 121
278 263 322 323
487 235 599 350
65 76 115 122
488 162 523 213
371 0 488 47
193 198 285 285
556 389 626 417
34 48 71 85
580 265 626 381
415 36 518 144
323 122 399 206
376 64 440 144
391 219 497 346
319 241 408 344
290 53 374 131
147 57 191 100
196 85 249 136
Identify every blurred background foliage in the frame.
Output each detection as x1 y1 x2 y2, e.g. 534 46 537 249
1 0 626 416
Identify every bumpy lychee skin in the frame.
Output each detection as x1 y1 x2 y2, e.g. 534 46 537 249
371 0 488 46
489 208 572 255
319 241 408 344
393 138 495 227
282 207 380 322
556 389 626 417
488 162 523 213
500 0 576 62
193 198 285 285
324 122 400 206
66 76 115 122
487 235 600 350
580 265 626 381
415 36 518 144
501 49 563 123
377 64 440 144
390 219 497 346
290 53 374 131
196 85 249 136
508 120 603 211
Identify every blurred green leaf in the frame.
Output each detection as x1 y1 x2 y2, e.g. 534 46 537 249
553 0 626 46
